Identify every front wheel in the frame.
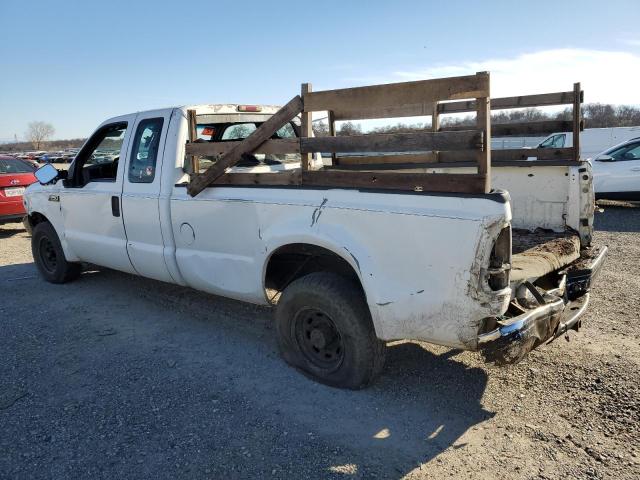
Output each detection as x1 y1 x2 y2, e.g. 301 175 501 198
32 222 82 284
275 272 386 389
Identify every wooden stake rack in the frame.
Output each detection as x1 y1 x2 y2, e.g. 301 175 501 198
186 72 583 197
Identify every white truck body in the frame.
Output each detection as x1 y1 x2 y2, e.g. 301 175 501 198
24 104 606 386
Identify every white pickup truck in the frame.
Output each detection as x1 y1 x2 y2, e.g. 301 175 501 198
24 101 606 389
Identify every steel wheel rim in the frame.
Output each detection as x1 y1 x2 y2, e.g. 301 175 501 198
294 308 344 371
38 236 57 273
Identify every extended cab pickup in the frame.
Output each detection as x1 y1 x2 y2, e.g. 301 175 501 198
24 78 607 389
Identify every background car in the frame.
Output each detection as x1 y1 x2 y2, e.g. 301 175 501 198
592 137 640 200
0 155 37 224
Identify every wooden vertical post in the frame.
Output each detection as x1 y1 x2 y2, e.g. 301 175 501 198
431 102 440 132
187 109 199 175
572 82 581 162
328 110 336 165
301 83 313 170
431 102 440 163
475 72 491 193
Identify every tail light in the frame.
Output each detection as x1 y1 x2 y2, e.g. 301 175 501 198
237 105 262 112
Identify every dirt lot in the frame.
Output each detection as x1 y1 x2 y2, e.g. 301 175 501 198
1 203 639 480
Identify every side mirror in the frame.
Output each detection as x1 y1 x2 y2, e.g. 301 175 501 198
34 163 61 184
595 154 614 162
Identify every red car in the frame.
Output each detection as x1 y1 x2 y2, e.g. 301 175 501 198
0 155 37 225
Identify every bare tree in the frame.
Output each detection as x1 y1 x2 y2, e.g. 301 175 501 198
337 121 362 136
26 121 55 150
312 121 329 137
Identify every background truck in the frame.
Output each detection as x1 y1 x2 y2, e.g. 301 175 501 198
25 72 606 389
538 126 640 160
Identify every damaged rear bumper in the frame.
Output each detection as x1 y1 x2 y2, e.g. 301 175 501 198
478 246 607 364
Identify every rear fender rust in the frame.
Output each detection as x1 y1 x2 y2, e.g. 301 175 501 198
467 216 512 315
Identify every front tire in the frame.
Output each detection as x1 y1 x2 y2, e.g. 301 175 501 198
276 272 386 389
32 222 81 284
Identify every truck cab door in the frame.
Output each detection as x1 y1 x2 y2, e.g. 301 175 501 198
120 110 175 283
60 116 137 273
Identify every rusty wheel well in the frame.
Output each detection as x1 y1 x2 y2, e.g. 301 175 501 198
28 212 49 227
264 244 363 304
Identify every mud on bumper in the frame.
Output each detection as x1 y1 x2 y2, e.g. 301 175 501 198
478 246 607 364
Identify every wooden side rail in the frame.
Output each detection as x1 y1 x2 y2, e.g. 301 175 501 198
187 72 493 196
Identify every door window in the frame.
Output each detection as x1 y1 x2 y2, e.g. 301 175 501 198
129 118 164 183
540 134 565 148
606 142 640 161
69 123 127 186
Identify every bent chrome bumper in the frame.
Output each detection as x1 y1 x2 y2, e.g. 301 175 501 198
478 246 607 364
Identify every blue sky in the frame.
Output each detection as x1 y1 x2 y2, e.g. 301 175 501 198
1 0 639 140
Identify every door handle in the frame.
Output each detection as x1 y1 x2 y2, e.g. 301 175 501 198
111 196 120 217
631 167 640 172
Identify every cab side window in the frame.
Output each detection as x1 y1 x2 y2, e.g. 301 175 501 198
71 123 127 186
129 118 164 183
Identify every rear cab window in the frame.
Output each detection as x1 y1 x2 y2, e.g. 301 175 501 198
194 115 301 173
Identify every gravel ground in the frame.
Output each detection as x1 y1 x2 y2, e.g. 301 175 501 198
1 203 639 479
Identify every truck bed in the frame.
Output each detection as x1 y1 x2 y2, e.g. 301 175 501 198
511 229 581 282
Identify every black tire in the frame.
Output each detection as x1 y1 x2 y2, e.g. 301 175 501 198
276 272 386 389
31 222 82 284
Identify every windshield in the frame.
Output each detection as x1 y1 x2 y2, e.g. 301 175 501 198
0 157 34 174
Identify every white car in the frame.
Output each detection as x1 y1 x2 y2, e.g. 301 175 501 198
592 138 640 200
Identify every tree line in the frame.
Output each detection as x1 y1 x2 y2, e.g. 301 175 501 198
312 103 640 137
3 103 638 152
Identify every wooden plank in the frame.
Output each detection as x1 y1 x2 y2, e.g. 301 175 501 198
441 120 573 136
211 170 301 186
335 153 439 165
326 159 582 170
301 130 482 154
491 147 575 161
187 96 303 197
476 94 491 193
492 120 573 136
337 151 479 165
333 103 435 121
573 82 581 162
186 138 300 156
187 109 199 175
305 73 489 117
301 83 313 170
440 91 577 114
302 170 487 194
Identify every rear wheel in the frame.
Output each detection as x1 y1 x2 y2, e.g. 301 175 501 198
32 222 81 283
275 272 386 389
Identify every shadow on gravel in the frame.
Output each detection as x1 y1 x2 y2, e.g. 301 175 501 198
595 202 640 233
1 264 492 479
0 223 25 239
